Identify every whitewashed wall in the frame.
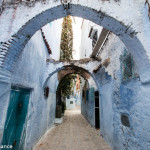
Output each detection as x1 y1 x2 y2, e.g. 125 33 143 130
42 19 63 60
0 22 61 149
80 19 150 150
80 19 103 59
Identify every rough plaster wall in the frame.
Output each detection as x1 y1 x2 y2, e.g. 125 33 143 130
46 76 56 129
0 0 147 45
100 33 124 77
96 34 123 149
0 1 150 83
80 20 150 149
118 79 150 150
100 79 114 148
97 34 150 150
9 30 57 150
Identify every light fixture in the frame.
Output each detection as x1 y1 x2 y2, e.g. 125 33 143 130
61 0 71 9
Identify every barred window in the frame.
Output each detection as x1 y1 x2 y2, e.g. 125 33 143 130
92 31 98 49
44 87 49 98
120 49 135 81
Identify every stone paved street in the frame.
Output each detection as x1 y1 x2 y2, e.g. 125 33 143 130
33 109 111 150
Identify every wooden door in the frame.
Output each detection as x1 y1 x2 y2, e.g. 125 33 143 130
1 87 30 150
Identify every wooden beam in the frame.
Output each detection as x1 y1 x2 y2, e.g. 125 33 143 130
91 28 109 57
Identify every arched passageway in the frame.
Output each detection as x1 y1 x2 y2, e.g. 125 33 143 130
45 65 101 128
44 64 100 88
0 2 150 82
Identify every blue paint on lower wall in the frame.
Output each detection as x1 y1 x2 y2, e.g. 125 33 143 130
0 31 57 150
81 88 95 127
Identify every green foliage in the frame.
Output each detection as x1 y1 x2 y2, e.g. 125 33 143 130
58 16 75 98
60 15 73 61
57 74 77 98
120 49 135 81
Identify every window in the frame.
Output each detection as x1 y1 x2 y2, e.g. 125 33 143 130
88 27 98 49
88 27 93 38
120 49 135 81
92 31 98 49
44 87 49 98
70 101 73 104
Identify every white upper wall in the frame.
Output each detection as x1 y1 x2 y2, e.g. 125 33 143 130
42 17 82 61
42 19 63 61
80 19 103 59
72 17 82 60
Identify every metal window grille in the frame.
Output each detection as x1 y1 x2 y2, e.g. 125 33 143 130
120 49 135 81
88 27 93 38
92 31 98 49
44 87 49 98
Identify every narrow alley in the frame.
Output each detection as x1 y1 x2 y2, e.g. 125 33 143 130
33 108 111 150
1 1 150 150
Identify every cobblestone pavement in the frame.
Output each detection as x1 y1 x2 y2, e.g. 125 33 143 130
33 109 111 150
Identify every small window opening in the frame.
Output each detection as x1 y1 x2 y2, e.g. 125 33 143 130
88 27 93 38
92 31 98 49
44 87 49 98
120 49 135 81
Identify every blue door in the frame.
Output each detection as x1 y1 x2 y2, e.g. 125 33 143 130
1 87 30 150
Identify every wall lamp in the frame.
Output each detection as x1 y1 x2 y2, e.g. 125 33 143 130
61 0 71 9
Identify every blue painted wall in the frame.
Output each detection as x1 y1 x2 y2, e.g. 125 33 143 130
81 87 95 127
100 79 114 147
92 33 150 150
9 30 57 150
112 78 150 150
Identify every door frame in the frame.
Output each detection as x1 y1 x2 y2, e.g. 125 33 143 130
1 85 32 150
95 90 100 129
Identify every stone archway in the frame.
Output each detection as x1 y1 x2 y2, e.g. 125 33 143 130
0 1 150 83
44 64 100 89
45 64 102 127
